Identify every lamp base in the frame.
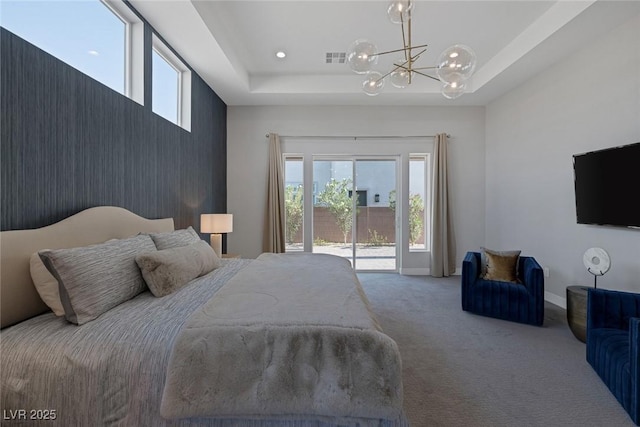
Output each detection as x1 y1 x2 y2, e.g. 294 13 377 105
210 234 223 258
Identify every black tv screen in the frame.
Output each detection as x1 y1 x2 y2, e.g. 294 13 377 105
573 142 640 228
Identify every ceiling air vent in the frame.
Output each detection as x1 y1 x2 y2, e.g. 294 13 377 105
326 52 346 64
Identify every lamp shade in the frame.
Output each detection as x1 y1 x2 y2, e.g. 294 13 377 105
201 214 233 234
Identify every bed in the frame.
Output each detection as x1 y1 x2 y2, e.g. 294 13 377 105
0 207 406 426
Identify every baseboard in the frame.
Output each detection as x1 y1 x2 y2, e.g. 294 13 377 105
398 273 569 309
400 267 462 276
545 291 566 309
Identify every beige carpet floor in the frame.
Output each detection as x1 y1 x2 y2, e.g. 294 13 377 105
357 273 634 427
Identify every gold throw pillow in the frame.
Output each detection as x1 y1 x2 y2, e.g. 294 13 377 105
482 248 520 283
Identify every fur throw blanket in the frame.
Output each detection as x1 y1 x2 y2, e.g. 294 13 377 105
161 253 403 422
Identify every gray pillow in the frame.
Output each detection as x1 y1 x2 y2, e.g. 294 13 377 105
135 240 221 297
39 234 156 325
149 226 200 250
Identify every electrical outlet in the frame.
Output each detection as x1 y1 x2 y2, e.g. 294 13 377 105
543 267 550 278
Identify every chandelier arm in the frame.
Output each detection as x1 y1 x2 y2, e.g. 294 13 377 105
401 15 408 62
411 66 439 71
389 60 440 81
393 65 413 75
408 8 412 83
375 43 429 57
409 48 427 62
392 62 410 71
392 49 427 72
372 68 398 84
393 55 412 66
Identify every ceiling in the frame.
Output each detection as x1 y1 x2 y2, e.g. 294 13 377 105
130 1 640 107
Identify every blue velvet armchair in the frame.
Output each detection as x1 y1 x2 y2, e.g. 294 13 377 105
587 288 640 425
461 251 544 326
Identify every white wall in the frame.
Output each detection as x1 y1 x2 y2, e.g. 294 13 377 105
485 14 640 305
227 105 485 272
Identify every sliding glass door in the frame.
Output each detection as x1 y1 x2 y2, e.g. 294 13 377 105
354 160 397 270
312 157 397 271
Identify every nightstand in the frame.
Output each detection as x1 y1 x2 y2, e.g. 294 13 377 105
566 285 589 343
222 253 240 259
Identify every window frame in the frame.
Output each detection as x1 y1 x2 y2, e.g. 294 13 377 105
151 34 192 131
102 0 144 104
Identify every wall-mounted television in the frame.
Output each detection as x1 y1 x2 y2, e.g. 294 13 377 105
573 142 640 228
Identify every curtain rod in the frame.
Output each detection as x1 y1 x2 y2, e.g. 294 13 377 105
265 134 449 140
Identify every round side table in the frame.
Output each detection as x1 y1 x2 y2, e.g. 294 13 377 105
566 285 590 343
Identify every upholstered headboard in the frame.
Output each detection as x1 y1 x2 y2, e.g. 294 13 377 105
0 206 174 329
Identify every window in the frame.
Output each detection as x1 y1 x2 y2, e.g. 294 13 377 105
152 47 178 124
152 35 191 131
284 156 304 252
1 0 143 104
409 154 429 251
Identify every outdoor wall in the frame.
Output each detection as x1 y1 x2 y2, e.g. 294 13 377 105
485 14 640 304
291 206 416 245
227 105 485 273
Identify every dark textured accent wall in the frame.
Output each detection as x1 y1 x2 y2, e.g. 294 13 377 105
0 27 227 232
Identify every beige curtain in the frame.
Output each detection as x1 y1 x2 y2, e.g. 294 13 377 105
430 133 456 277
263 133 286 253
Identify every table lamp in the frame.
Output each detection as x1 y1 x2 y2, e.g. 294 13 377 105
200 214 233 257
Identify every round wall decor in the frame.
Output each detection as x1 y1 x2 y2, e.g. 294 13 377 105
583 247 611 288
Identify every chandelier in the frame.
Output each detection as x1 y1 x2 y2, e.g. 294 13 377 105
347 0 477 99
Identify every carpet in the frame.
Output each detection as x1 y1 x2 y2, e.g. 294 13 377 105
358 273 634 427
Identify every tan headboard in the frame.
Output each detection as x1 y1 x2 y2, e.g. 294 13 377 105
0 206 174 329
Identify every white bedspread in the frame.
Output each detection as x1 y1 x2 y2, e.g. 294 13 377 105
161 253 404 423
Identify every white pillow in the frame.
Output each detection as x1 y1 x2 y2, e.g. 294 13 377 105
30 252 65 316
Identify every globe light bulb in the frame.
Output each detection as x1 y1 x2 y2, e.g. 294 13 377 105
436 44 477 83
347 39 379 74
362 71 385 96
387 0 414 24
390 68 411 88
442 80 466 99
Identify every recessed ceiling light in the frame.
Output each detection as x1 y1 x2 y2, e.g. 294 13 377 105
275 51 286 59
